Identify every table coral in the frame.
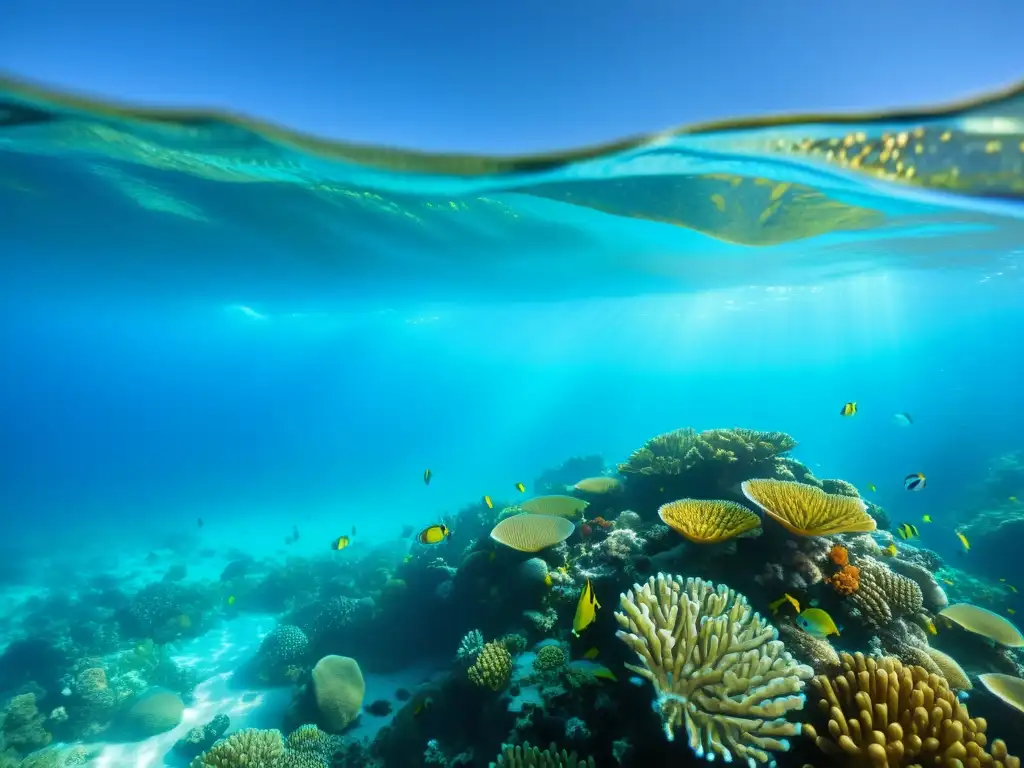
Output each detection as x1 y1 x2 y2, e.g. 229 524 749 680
468 642 512 691
615 573 812 766
742 479 876 536
804 652 1019 767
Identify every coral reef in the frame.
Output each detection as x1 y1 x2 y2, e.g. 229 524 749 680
311 655 365 733
615 573 812 765
189 728 286 767
490 741 596 767
467 642 512 691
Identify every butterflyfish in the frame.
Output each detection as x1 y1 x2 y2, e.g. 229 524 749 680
922 514 933 523
840 402 858 417
423 469 432 485
331 535 351 551
904 473 926 491
417 524 451 545
768 593 801 615
572 578 600 637
483 495 493 509
883 543 898 557
925 618 938 635
226 595 235 606
796 608 840 639
956 531 970 552
514 482 526 493
897 523 920 540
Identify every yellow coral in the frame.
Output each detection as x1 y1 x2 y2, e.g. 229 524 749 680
468 642 512 691
189 728 285 768
657 498 761 543
491 741 595 767
741 478 876 536
804 652 1019 768
615 573 812 765
850 563 923 627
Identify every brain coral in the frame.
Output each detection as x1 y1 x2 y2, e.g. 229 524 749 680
124 689 184 737
311 655 365 733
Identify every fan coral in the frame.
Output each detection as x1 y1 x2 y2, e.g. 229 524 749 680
742 479 876 536
490 741 595 768
189 728 286 767
826 565 860 596
657 498 761 543
804 652 1019 767
829 545 849 566
468 642 512 691
615 573 812 766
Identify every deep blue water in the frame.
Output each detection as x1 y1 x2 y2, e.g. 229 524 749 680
1 78 1023 568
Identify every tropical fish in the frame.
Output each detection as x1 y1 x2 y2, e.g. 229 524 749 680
1001 579 1018 594
1010 609 1018 616
922 514 933 523
896 523 920 540
924 618 938 635
364 699 393 717
412 696 433 716
868 484 877 492
893 412 914 426
226 595 235 606
543 573 553 589
955 531 970 552
882 543 898 557
796 608 840 639
942 578 955 586
904 473 927 491
417 524 451 545
514 482 526 493
423 469 432 485
840 402 858 417
583 647 600 660
331 535 350 551
768 593 801 615
1011 496 1019 503
628 676 645 687
572 578 600 637
395 688 411 701
483 495 493 509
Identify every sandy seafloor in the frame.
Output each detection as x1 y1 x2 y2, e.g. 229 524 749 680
1 544 435 767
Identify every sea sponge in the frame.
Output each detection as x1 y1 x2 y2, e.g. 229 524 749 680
490 741 596 768
123 689 184 737
490 515 575 552
742 479 876 536
804 652 1019 767
615 573 812 765
828 545 849 566
311 655 365 733
826 565 860 596
657 499 761 543
189 728 286 767
939 604 1024 647
519 496 589 519
468 642 512 691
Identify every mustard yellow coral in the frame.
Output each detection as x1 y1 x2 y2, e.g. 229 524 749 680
468 641 512 691
189 728 285 768
741 478 876 536
804 652 1020 768
657 498 761 543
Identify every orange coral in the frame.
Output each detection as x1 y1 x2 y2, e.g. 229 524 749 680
826 564 860 595
828 544 849 567
590 516 615 529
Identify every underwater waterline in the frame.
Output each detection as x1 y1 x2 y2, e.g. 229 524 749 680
1 77 1024 768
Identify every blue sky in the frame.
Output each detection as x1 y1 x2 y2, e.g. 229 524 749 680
2 1 1024 153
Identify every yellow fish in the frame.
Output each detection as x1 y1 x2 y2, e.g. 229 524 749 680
226 595 235 606
582 647 600 660
924 618 938 635
797 608 840 638
514 482 526 493
1009 609 1017 616
331 535 350 551
482 495 493 509
839 402 857 417
882 543 898 557
572 578 600 637
942 578 955 586
543 573 553 589
423 468 432 485
768 593 801 615
868 483 877 492
955 531 970 552
1011 496 1019 503
1001 579 1018 593
922 515 932 523
417 524 450 545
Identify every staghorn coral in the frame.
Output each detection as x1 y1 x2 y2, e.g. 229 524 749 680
615 573 812 766
468 642 512 691
849 563 923 627
490 741 596 768
827 565 861 596
804 652 1019 767
189 728 286 767
742 479 876 536
657 499 761 543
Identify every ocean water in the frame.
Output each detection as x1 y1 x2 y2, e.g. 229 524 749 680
2 76 1024 768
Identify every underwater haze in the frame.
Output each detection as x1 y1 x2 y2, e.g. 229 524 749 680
3 77 1024 768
